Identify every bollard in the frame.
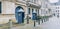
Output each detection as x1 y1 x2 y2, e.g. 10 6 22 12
38 19 40 25
27 14 29 24
44 19 46 22
46 18 48 21
9 19 12 29
34 20 36 27
42 19 43 23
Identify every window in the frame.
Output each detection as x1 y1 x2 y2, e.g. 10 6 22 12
54 3 56 5
56 7 57 9
58 7 59 9
48 9 51 12
46 11 47 14
36 9 37 12
56 10 57 12
56 7 59 9
36 9 37 14
0 2 1 13
38 10 39 14
34 0 36 3
58 10 59 12
46 4 47 8
28 8 30 14
32 9 34 13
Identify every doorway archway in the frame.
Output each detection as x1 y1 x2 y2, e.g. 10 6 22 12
15 6 24 22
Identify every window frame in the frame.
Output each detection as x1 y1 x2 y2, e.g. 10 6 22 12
32 8 34 13
28 8 30 14
0 2 2 14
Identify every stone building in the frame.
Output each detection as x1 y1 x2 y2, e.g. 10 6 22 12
40 0 51 16
0 0 41 24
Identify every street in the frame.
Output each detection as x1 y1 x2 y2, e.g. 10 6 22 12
11 16 60 29
39 16 60 29
0 16 60 29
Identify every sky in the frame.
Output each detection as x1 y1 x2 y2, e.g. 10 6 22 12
49 0 59 3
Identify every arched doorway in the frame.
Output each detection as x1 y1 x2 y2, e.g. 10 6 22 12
15 6 24 23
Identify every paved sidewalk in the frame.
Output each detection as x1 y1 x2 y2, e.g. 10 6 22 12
39 16 60 29
0 19 35 29
0 18 50 29
12 24 42 29
10 19 42 29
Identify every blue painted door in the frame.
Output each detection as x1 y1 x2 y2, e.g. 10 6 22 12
32 13 37 20
18 12 24 23
15 8 20 22
18 12 22 23
15 6 24 24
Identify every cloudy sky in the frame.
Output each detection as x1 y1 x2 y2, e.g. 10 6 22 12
49 0 59 3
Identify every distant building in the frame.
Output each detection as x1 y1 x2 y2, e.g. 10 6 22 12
50 0 60 17
40 0 51 16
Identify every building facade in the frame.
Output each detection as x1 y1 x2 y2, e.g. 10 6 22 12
0 0 41 24
50 1 60 17
40 0 51 16
50 5 60 17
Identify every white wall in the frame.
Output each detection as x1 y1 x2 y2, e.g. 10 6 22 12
2 1 15 14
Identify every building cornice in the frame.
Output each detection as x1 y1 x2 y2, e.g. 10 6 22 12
2 0 41 8
26 2 41 9
2 0 16 3
16 0 41 8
